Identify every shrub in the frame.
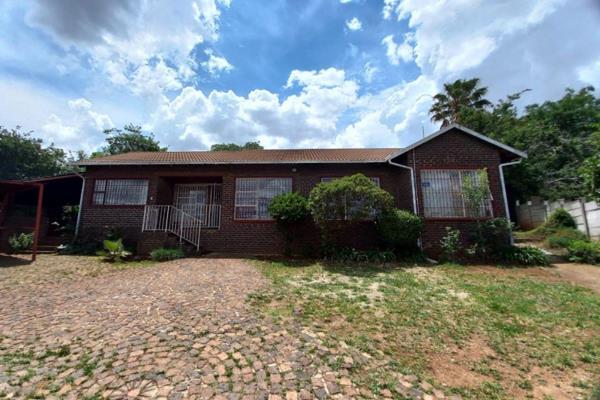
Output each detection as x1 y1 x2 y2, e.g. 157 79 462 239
545 228 587 249
468 218 512 258
377 209 423 250
97 239 131 262
440 227 461 263
498 246 549 266
268 192 310 256
8 232 34 252
567 240 600 264
545 208 577 230
150 247 185 262
268 192 309 223
308 174 394 244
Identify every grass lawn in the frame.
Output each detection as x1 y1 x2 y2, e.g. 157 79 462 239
250 260 600 400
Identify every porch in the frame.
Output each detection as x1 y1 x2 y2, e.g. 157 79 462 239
141 178 223 250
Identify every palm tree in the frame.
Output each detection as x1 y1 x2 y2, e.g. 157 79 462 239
429 78 491 127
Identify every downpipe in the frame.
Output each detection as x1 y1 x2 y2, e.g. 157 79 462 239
499 159 522 245
387 159 421 249
73 172 86 239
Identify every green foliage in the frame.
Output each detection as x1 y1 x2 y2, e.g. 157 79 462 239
308 174 394 241
467 218 512 259
457 86 600 200
545 228 587 249
268 192 310 256
0 126 67 179
268 192 309 224
58 237 99 255
461 168 491 215
97 238 131 262
376 209 423 249
324 247 397 264
579 128 600 199
429 78 492 127
546 208 577 230
8 232 34 252
497 246 549 266
210 141 263 151
150 247 185 262
567 240 600 264
440 227 461 262
93 124 165 157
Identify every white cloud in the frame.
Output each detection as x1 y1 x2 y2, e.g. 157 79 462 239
41 98 113 152
577 57 600 88
130 59 183 97
149 68 359 149
340 0 352 3
26 0 231 98
285 68 347 88
363 62 379 83
346 17 362 31
381 34 414 65
202 49 234 75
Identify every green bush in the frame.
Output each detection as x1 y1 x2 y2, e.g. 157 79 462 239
567 240 600 264
377 209 423 250
8 232 34 252
545 228 587 249
150 247 186 262
498 246 549 266
308 174 394 243
468 217 512 259
545 208 577 230
97 238 131 262
440 227 462 263
268 192 309 223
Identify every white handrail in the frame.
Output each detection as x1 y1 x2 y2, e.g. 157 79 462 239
142 205 218 251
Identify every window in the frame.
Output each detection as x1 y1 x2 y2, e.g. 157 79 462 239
320 176 381 220
321 177 380 186
421 170 492 218
235 178 292 220
92 179 149 205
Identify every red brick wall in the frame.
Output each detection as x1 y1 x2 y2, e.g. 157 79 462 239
403 128 508 256
79 130 510 257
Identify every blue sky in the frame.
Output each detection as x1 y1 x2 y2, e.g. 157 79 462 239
0 0 599 153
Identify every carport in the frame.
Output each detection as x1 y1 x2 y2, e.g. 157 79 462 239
0 174 83 261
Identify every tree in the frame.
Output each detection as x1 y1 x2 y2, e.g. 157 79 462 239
268 192 310 256
94 124 165 157
210 141 263 151
458 85 600 200
308 174 394 245
580 127 600 199
429 78 492 127
0 126 67 180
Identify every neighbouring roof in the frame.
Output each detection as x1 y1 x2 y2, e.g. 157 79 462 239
76 124 526 167
76 148 402 166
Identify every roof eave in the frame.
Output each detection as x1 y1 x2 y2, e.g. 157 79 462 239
386 123 527 160
75 159 391 167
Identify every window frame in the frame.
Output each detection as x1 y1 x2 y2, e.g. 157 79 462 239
420 168 493 220
91 178 149 207
233 177 293 221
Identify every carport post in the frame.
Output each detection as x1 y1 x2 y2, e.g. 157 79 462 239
31 183 44 262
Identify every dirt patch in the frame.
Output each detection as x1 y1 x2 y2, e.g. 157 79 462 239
429 335 592 399
549 262 600 294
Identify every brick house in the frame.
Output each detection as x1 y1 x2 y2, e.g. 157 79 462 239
75 124 526 256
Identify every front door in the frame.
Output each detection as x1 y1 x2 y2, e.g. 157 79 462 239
174 184 208 223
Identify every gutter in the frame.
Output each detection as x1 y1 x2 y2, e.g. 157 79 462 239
498 159 522 245
73 171 86 238
387 159 421 249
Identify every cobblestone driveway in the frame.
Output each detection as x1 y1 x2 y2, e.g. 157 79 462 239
0 256 365 400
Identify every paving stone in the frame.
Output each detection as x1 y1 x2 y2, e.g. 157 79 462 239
0 255 451 400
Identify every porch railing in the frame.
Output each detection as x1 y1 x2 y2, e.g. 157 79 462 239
142 205 205 250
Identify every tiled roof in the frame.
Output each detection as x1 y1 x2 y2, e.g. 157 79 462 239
76 148 401 166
